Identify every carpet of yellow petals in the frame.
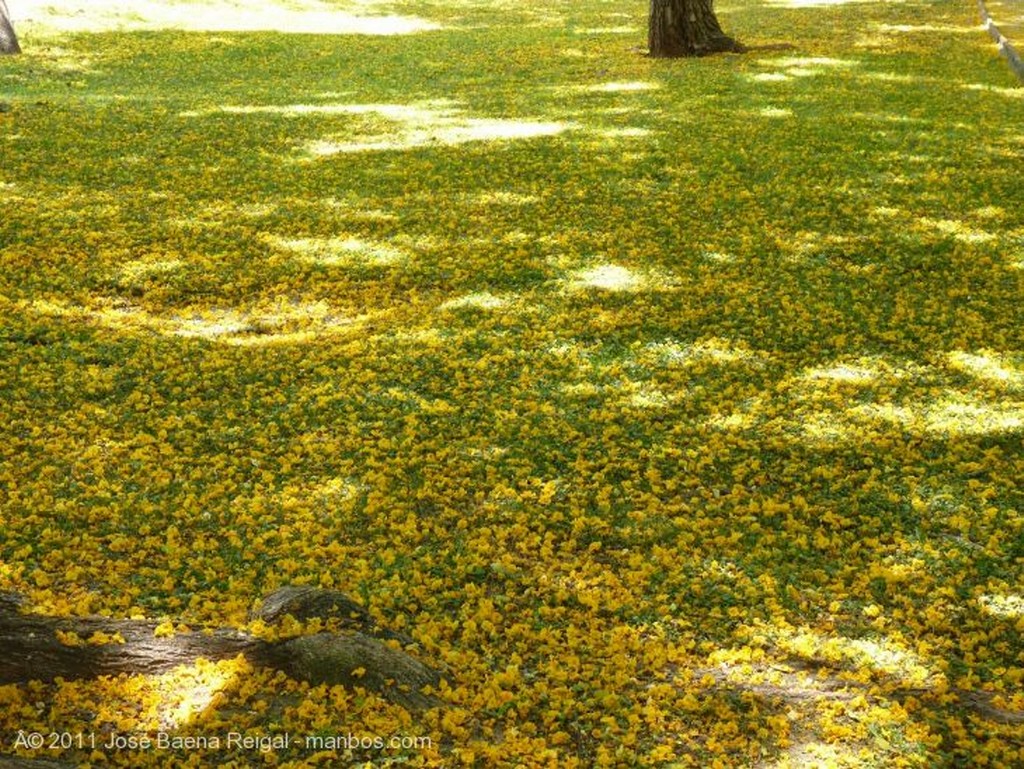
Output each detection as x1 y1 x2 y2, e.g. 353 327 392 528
1 0 1022 765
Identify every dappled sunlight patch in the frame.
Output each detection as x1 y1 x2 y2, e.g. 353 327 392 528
282 101 575 155
171 310 273 340
569 263 641 291
466 190 540 207
972 205 1006 221
757 106 794 118
461 229 534 250
977 593 1024 619
263 234 408 267
762 733 889 769
235 202 277 219
848 111 930 125
167 199 284 231
574 81 661 93
794 411 852 444
962 83 1024 99
316 118 570 152
773 57 859 70
546 338 690 409
945 350 1024 390
858 71 933 84
308 476 369 506
439 292 510 311
798 355 915 382
762 626 937 687
174 301 367 346
25 296 368 346
595 126 653 139
560 381 606 399
320 197 400 222
181 99 456 122
117 257 185 283
18 45 98 75
747 72 793 83
181 102 488 164
854 396 1024 437
841 638 933 684
805 364 878 384
16 0 441 35
42 656 250 737
623 383 677 410
875 22 978 35
871 206 903 218
544 339 586 360
387 326 450 347
192 100 457 119
709 355 1024 443
153 656 246 730
643 337 771 369
916 217 997 244
573 26 636 34
748 56 860 87
766 0 886 7
700 249 739 264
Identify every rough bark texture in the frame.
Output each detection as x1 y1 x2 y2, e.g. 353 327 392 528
0 0 20 55
0 587 443 712
0 759 71 769
649 0 744 57
251 584 413 645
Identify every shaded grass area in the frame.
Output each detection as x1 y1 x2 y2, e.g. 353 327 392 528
1 0 1023 766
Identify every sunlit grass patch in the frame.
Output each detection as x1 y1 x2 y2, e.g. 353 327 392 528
977 593 1024 619
14 0 441 35
439 291 509 310
264 234 408 267
945 350 1024 390
570 263 642 291
24 296 368 346
304 117 572 154
571 81 662 93
764 0 892 7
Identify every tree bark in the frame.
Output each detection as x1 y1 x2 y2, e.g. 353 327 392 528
649 0 744 57
0 588 444 712
0 0 20 55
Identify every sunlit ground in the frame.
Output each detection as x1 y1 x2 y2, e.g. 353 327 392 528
1 0 1023 766
10 0 440 34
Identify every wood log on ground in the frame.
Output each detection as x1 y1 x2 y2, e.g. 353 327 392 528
0 759 72 769
0 587 444 712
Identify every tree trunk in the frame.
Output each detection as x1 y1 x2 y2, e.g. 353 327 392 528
649 0 744 57
0 0 20 55
0 588 444 712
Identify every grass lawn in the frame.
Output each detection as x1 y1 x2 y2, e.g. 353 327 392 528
1 0 1023 765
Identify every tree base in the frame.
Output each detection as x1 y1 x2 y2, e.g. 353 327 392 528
0 587 445 712
648 0 745 58
0 0 20 55
648 35 746 58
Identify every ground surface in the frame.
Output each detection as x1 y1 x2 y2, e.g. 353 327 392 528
985 0 1024 42
1 0 1023 766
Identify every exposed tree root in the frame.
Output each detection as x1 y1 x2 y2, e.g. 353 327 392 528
0 587 445 712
